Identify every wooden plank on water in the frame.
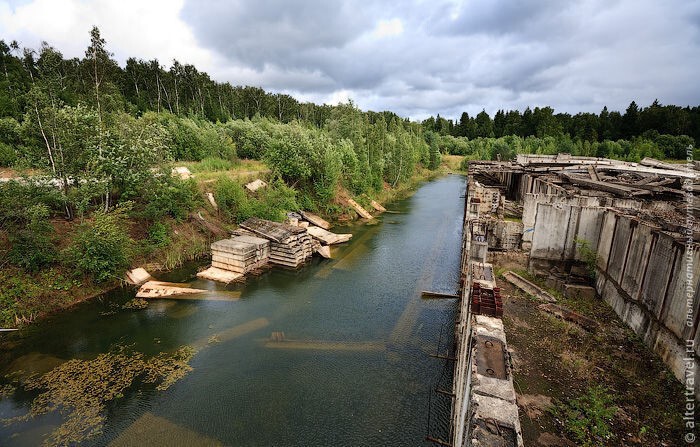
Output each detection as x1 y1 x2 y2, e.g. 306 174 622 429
306 225 352 245
136 281 241 300
346 198 373 219
421 290 459 299
299 210 331 230
369 200 386 212
263 339 385 352
196 267 244 284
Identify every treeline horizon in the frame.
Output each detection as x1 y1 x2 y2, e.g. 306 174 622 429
1 28 698 151
424 101 700 149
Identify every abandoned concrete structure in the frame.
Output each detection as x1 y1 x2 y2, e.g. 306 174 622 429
447 155 699 446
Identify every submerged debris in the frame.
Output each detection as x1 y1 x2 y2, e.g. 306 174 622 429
0 383 15 399
121 298 148 310
2 345 195 447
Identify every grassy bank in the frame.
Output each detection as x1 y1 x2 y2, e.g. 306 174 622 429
0 156 463 328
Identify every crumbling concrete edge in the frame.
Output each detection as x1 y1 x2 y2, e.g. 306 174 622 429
468 315 524 446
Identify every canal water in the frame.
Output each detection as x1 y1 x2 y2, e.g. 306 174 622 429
0 175 465 447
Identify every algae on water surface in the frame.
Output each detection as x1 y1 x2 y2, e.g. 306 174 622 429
2 345 195 447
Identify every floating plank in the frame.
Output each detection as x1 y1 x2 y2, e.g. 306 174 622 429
346 198 373 219
306 225 352 245
369 200 386 212
421 290 459 299
136 281 240 300
263 333 385 352
299 210 331 230
197 267 244 283
502 271 557 303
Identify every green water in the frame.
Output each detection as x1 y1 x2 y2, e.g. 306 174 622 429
0 175 465 447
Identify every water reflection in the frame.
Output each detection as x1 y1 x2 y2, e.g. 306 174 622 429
0 175 465 446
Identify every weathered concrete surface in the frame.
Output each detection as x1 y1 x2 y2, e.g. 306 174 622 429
531 206 700 399
596 210 617 270
469 315 524 447
575 207 604 261
563 284 596 300
530 204 572 260
530 203 605 262
452 179 524 447
639 232 677 316
606 215 633 284
470 394 522 447
488 220 523 250
196 266 243 283
619 221 655 299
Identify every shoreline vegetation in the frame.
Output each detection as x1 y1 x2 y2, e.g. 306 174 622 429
0 157 462 329
0 27 697 328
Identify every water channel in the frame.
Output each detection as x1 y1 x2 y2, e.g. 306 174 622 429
0 175 465 447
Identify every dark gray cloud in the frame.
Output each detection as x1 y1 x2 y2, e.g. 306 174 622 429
181 0 700 119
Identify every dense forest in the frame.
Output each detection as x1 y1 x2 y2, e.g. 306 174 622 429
423 104 698 162
0 27 697 326
0 28 437 326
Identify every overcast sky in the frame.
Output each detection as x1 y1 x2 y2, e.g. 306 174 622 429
1 0 699 120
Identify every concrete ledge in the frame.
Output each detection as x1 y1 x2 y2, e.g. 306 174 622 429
470 394 524 447
472 372 516 403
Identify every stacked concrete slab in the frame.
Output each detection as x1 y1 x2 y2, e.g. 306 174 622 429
211 235 270 274
240 217 314 268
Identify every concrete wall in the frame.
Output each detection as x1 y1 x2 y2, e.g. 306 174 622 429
530 206 700 399
522 194 606 243
529 203 605 262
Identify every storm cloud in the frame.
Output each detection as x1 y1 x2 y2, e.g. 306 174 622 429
2 0 699 119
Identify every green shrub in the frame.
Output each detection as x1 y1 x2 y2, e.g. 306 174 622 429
223 119 271 159
65 207 133 282
147 222 171 248
0 180 64 222
575 238 599 280
249 179 298 222
214 177 252 223
553 386 618 446
214 177 298 223
141 176 200 221
7 204 57 271
193 157 234 172
0 142 17 166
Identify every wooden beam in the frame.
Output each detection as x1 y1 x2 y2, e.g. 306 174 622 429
587 165 600 181
560 173 651 197
422 290 459 299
